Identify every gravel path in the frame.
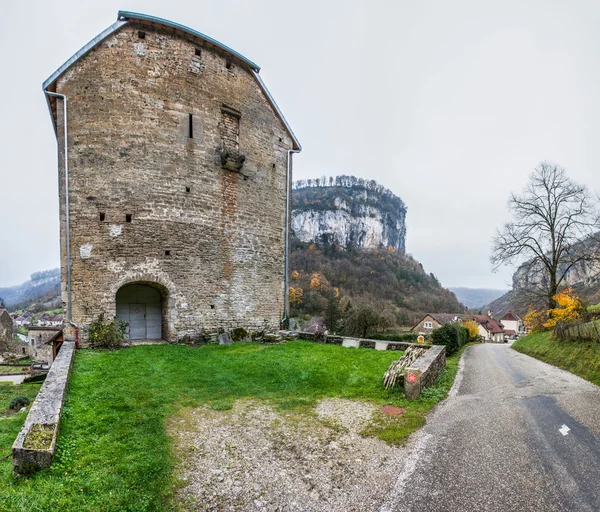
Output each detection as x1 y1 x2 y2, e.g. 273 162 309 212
168 398 407 511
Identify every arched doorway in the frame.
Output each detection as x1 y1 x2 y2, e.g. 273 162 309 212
116 283 164 340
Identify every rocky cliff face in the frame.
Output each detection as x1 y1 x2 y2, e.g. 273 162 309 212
292 176 407 253
0 269 60 307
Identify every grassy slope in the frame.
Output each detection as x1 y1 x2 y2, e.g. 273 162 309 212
512 332 600 386
0 341 466 511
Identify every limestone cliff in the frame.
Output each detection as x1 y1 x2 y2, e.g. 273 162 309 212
292 176 406 253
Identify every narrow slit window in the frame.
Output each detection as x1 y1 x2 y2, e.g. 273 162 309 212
126 214 132 223
188 114 194 139
186 186 191 193
138 30 146 39
225 61 232 70
195 47 202 57
99 212 105 222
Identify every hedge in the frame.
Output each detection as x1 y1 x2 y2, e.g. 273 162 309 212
431 324 469 355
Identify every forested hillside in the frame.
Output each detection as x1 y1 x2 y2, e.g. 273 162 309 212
289 239 465 328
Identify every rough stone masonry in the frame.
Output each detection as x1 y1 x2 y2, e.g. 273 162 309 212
43 11 300 345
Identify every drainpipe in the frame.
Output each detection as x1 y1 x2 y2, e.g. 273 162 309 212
282 148 300 328
44 90 78 348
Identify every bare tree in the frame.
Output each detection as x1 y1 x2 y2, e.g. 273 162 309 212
491 162 600 310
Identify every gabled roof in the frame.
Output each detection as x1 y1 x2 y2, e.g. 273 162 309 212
473 315 504 334
42 11 301 150
413 313 468 329
501 311 520 321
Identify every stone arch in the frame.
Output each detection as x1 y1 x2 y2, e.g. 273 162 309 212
112 273 176 341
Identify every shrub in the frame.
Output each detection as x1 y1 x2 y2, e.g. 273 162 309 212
544 288 584 329
231 328 248 342
88 315 128 349
431 324 469 355
9 396 31 410
341 297 393 338
462 320 480 341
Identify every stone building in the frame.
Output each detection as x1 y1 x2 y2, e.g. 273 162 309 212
0 308 14 352
26 327 62 364
42 11 301 344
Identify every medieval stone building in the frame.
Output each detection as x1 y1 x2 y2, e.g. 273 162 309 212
42 11 301 344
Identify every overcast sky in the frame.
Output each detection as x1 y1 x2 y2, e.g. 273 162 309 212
1 0 600 289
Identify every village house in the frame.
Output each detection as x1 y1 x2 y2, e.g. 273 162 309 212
500 311 523 340
43 11 301 345
26 327 64 365
411 313 469 335
472 314 505 343
0 308 14 352
13 311 32 327
412 311 506 342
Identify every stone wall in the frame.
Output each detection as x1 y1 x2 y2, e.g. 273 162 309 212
404 345 446 399
27 327 60 364
51 22 295 345
13 342 74 474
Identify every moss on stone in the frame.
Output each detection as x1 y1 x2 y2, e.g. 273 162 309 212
23 424 55 450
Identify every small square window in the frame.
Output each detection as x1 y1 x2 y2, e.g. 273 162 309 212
210 304 215 309
195 47 202 57
186 186 191 193
225 61 232 70
165 250 171 256
138 31 146 39
126 214 132 223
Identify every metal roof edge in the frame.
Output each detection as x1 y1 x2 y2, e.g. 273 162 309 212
42 20 127 91
253 71 301 151
117 11 260 72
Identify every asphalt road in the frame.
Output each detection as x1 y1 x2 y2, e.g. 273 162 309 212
381 343 600 512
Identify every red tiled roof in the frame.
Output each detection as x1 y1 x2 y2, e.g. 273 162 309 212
473 315 504 334
501 311 519 321
505 329 516 335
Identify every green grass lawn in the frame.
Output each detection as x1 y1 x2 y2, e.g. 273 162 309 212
513 331 600 386
0 341 465 511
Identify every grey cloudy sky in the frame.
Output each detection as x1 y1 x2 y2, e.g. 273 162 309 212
1 0 599 289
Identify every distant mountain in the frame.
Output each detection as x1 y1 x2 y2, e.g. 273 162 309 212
449 288 509 309
0 269 61 309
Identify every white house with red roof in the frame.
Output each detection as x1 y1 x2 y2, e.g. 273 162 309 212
473 314 505 343
500 311 523 340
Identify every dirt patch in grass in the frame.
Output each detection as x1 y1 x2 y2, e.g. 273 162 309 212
169 398 406 511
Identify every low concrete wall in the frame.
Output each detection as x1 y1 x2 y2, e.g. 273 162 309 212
404 345 446 399
297 332 423 352
12 342 75 474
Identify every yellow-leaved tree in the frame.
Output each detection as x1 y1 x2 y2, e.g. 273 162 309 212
289 287 304 307
462 320 480 341
524 307 548 333
543 287 583 329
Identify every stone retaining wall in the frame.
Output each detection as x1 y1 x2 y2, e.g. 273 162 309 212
404 345 446 399
12 342 75 474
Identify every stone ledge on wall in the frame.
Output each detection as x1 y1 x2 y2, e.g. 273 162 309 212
12 342 75 474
